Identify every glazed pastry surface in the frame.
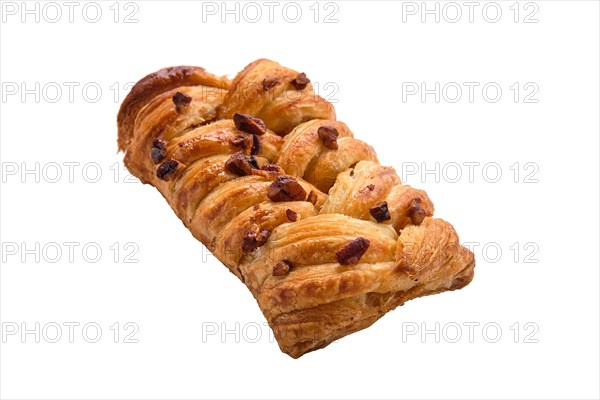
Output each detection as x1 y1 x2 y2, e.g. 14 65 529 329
117 59 475 358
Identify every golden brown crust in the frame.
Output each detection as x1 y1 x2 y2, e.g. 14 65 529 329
218 59 336 135
117 60 475 358
117 66 231 152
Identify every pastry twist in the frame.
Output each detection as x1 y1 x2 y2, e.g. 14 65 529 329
117 59 475 358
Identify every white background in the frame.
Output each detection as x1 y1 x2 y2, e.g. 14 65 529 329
1 1 599 399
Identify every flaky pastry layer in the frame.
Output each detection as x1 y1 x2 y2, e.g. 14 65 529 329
117 59 475 358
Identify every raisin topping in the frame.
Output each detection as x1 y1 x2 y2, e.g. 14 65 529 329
233 113 267 136
335 237 371 265
242 229 271 254
272 260 292 276
225 151 258 176
151 138 168 164
268 175 307 202
172 92 192 113
156 159 180 181
261 163 283 174
369 201 391 222
306 190 318 205
408 198 427 225
151 148 166 164
251 134 262 155
152 138 167 150
247 156 259 169
291 73 310 90
230 134 252 150
285 209 298 222
366 184 375 191
241 231 257 253
262 77 280 91
256 230 270 243
317 125 339 150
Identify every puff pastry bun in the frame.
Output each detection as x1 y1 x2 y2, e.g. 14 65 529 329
117 60 475 358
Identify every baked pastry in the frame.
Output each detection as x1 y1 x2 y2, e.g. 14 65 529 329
117 59 475 358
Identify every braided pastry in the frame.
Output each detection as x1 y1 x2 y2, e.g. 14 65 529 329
117 59 475 358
